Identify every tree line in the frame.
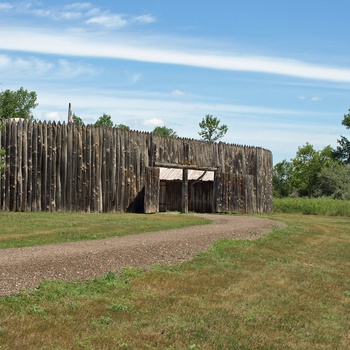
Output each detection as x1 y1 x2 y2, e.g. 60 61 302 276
0 87 228 171
274 110 350 199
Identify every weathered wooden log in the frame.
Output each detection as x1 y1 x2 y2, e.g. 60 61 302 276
0 120 273 214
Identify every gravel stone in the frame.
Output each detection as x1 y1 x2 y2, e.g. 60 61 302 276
0 214 285 297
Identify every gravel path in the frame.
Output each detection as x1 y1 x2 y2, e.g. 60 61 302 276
0 214 285 297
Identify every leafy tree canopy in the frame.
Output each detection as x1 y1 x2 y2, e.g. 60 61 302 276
341 110 350 129
152 126 178 138
0 87 38 119
291 143 334 197
198 114 228 142
94 113 115 128
274 143 342 198
319 163 350 200
333 109 350 164
73 113 84 126
116 124 130 130
273 160 293 198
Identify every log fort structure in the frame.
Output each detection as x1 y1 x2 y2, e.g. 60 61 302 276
0 119 273 214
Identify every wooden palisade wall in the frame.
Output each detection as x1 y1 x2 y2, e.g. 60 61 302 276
0 119 273 213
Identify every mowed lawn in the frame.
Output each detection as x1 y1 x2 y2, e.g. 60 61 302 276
0 210 349 349
0 212 211 248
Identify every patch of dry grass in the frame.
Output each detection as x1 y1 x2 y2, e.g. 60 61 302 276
0 214 349 349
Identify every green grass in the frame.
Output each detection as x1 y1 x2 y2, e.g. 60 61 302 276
0 213 349 349
273 197 350 216
0 212 211 249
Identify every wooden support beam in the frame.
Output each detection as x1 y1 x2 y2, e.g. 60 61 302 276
154 161 218 171
182 168 188 213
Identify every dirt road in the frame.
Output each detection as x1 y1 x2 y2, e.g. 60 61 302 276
0 214 284 297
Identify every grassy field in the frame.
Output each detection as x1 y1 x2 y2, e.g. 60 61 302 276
0 212 211 249
274 197 350 216
0 209 349 349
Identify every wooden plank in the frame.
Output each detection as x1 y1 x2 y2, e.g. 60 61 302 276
83 126 91 212
21 120 28 211
60 123 67 211
47 123 53 211
76 125 83 212
0 120 5 210
154 162 218 171
16 120 23 211
144 167 160 213
102 127 108 212
181 168 188 213
55 123 62 211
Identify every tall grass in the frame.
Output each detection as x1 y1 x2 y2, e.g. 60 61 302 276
0 213 349 349
273 197 350 216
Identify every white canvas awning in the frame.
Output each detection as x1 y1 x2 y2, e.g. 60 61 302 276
159 168 214 181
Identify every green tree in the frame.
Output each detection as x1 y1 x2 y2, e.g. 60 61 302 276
333 109 350 164
0 87 38 119
291 143 334 197
73 113 84 126
152 126 178 138
198 114 228 142
116 124 130 130
319 162 350 199
94 113 114 128
273 160 293 198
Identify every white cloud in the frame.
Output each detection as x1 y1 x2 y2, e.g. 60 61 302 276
0 54 53 73
1 27 350 83
0 54 94 78
298 95 322 102
31 9 52 18
0 2 12 11
128 73 141 85
3 2 154 30
64 3 92 11
143 118 164 127
133 15 156 24
57 59 95 77
42 111 62 122
171 89 192 97
61 11 84 20
86 14 128 28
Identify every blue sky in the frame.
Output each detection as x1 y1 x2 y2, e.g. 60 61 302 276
1 1 350 164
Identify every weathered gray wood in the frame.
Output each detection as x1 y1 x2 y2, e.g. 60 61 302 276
154 161 218 171
182 168 189 213
144 166 160 213
0 120 273 214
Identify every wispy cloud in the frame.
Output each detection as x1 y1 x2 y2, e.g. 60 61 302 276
0 54 53 74
0 2 156 29
64 3 93 11
0 54 94 78
171 89 192 97
298 95 322 102
1 27 350 83
86 14 128 29
0 2 12 11
132 15 156 24
143 118 165 127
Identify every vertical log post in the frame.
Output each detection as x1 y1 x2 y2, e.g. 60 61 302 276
182 168 188 213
